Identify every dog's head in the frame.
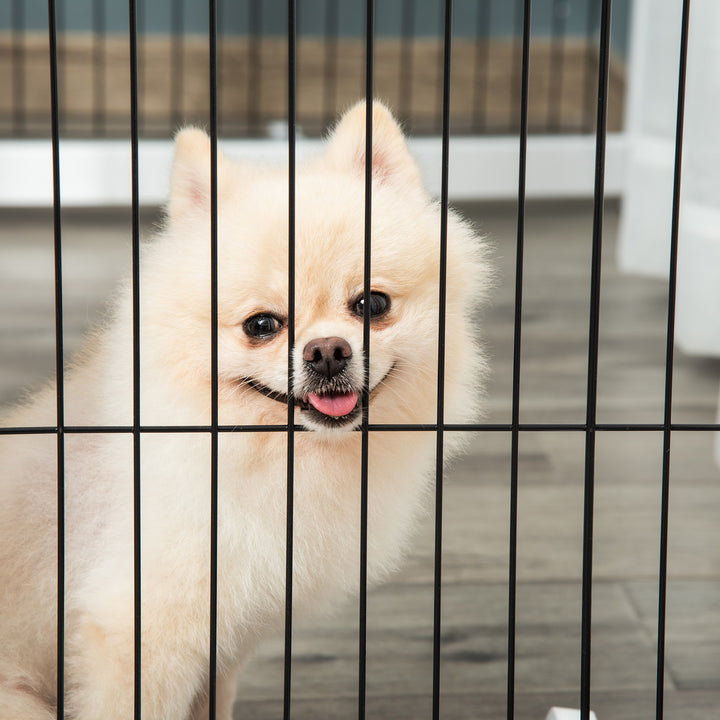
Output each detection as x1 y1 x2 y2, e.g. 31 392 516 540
140 101 487 434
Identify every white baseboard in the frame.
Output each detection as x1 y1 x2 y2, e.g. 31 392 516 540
0 134 627 208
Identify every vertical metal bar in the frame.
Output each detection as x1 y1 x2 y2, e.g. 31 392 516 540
580 2 612 718
283 2 297 719
128 0 142 716
47 1 65 716
433 1 446 135
358 4 374 718
208 1 220 717
657 3 691 718
508 2 532 717
431 3 453 718
57 0 66 133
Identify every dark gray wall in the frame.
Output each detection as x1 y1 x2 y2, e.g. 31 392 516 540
1 0 629 54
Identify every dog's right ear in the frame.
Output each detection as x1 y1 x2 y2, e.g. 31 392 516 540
324 101 425 192
167 127 217 221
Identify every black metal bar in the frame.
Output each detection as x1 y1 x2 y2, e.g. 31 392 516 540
433 1 446 135
128 0 142 716
4 421 720 438
57 0 66 133
432 3 453 717
656 3 691 719
580 1 612 718
208 0 220 717
217 0 224 135
507 1 532 718
283 2 297 718
358 4 374 718
47 1 65 715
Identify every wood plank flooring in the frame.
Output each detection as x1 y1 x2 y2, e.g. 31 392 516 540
1 201 718 718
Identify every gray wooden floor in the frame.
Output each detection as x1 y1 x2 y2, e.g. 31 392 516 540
1 201 718 719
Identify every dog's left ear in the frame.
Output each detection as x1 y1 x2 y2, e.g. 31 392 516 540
324 100 424 191
167 127 234 221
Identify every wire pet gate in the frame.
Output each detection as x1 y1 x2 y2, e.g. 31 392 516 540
1 0 711 719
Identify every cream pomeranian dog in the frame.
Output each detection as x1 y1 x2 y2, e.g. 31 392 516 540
0 101 488 719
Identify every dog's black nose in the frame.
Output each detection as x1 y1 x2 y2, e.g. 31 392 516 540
303 337 352 379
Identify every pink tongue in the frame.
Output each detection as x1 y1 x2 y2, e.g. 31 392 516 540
307 391 359 417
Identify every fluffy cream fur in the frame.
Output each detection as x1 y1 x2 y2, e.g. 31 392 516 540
0 101 489 719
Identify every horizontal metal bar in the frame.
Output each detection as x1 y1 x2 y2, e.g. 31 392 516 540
3 422 719 435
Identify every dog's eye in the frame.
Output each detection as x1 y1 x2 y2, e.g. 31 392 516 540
243 313 283 339
352 292 390 320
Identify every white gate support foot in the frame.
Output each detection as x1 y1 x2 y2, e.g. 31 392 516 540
545 709 598 720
